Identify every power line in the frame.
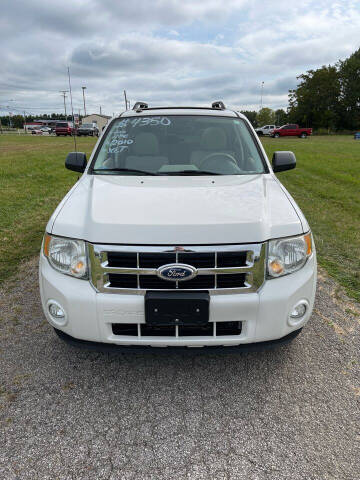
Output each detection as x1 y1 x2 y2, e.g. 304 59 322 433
0 105 64 111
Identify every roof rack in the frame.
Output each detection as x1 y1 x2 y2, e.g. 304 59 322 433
211 101 226 110
132 101 148 112
130 102 227 113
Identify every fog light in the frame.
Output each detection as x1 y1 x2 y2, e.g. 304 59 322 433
290 303 307 319
288 301 309 327
47 300 67 326
49 303 65 318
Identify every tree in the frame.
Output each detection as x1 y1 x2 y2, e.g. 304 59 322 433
287 66 341 130
11 115 25 128
337 48 360 130
256 108 275 126
240 110 258 127
274 109 287 126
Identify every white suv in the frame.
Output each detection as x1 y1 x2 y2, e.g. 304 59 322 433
39 101 316 351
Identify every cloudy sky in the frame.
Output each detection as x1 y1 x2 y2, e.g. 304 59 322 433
1 0 359 117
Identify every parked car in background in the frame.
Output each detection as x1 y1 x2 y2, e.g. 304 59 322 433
31 126 51 135
255 125 277 136
55 122 76 136
272 124 312 138
77 123 99 137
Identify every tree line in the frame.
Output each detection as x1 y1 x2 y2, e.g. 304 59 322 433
287 47 360 131
242 48 360 132
0 113 81 129
240 108 288 129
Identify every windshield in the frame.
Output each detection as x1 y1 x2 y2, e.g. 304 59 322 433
91 115 266 175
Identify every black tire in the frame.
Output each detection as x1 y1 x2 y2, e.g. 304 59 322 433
300 132 307 138
274 133 280 138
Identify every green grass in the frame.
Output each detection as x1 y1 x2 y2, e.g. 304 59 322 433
0 135 96 282
0 134 359 302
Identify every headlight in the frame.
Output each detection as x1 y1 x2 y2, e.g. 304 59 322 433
267 233 312 278
43 234 88 278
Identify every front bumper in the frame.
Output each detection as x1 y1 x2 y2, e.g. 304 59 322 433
54 327 303 353
39 252 316 348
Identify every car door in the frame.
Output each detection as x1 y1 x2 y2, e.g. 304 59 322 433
287 124 297 136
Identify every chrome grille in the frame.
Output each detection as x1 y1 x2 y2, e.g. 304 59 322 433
88 243 265 295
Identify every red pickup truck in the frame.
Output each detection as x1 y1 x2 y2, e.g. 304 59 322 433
55 122 76 136
271 124 312 138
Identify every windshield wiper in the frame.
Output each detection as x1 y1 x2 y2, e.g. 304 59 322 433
92 168 158 176
163 170 221 176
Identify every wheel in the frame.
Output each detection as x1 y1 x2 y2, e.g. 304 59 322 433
274 133 280 138
300 132 307 138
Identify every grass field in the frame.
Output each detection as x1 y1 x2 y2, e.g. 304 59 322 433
0 135 96 285
0 134 359 301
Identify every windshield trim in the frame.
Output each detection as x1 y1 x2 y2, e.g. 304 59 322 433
88 113 269 175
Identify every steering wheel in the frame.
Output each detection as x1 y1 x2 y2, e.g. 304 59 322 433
199 152 241 174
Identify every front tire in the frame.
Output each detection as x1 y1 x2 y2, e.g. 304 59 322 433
300 132 307 138
274 133 280 138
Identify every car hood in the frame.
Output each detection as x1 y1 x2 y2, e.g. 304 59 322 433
50 174 304 244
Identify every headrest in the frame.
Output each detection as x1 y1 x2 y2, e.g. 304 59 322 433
200 127 227 150
132 132 159 155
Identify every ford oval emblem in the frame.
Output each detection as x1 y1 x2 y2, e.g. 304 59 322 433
157 264 197 282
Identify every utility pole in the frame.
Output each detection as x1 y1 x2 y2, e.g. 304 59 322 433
260 81 264 111
6 99 14 128
124 90 128 110
100 105 102 115
81 86 87 116
59 90 68 119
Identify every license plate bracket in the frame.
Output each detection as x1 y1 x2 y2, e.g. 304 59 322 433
145 291 209 327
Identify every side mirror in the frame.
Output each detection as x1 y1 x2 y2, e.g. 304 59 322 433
65 152 87 173
272 151 296 172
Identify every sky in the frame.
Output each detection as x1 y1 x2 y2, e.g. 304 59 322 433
1 0 360 118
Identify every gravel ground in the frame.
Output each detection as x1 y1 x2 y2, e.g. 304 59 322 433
0 257 359 480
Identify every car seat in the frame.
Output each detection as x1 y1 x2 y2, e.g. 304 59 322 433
190 127 234 167
125 132 168 172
